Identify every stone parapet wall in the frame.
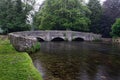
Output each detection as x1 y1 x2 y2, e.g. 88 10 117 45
9 31 102 52
101 38 112 42
9 33 38 52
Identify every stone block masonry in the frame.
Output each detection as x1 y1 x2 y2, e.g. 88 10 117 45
9 31 102 52
9 33 38 52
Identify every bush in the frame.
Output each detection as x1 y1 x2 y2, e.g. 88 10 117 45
26 42 40 53
111 18 120 37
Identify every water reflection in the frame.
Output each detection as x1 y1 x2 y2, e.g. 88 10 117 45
30 42 120 80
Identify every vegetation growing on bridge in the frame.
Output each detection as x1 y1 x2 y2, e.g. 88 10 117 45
0 37 42 80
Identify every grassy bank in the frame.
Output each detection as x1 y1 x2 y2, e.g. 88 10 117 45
0 37 42 80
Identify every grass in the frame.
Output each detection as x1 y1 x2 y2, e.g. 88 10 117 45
0 37 42 80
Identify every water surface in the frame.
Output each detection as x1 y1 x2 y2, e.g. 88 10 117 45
30 42 120 80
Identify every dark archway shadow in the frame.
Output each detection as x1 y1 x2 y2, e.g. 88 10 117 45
37 37 45 42
51 37 65 42
72 38 84 42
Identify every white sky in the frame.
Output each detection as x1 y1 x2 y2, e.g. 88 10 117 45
35 0 106 10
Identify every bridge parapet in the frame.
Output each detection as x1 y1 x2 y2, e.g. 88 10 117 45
9 31 102 52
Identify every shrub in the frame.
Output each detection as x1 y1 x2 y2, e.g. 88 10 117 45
26 42 40 53
111 18 120 37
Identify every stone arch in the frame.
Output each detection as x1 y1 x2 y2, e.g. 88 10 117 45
51 37 65 41
36 37 45 42
72 37 84 41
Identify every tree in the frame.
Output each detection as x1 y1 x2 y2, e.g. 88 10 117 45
100 0 120 37
103 0 120 20
87 0 102 33
34 0 91 32
111 18 120 37
0 0 34 33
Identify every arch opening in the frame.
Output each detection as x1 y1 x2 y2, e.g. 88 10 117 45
37 37 45 42
72 38 84 41
51 37 65 42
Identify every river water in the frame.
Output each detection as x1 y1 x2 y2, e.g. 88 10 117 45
30 42 120 80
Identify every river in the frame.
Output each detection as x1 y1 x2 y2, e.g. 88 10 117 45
30 42 120 80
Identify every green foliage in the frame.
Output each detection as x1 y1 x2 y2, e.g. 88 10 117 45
0 0 34 33
34 0 91 31
87 0 102 33
0 38 42 80
26 42 40 53
111 18 120 37
99 0 120 37
92 39 102 42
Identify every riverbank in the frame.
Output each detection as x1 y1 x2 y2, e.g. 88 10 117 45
0 36 42 80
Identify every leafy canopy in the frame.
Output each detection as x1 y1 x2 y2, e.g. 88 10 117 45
34 0 91 31
111 18 120 37
100 0 120 37
0 0 34 33
87 0 102 33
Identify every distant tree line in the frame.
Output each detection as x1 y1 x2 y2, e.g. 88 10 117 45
34 0 91 32
0 0 120 37
100 0 120 37
34 0 120 37
0 0 35 34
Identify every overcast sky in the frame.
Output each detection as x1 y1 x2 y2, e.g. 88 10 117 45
35 0 106 10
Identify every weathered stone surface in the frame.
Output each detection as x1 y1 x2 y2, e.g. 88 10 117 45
9 33 37 52
101 38 112 42
112 37 120 43
8 31 102 52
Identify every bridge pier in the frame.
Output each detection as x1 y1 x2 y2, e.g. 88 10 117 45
46 32 51 41
66 31 72 41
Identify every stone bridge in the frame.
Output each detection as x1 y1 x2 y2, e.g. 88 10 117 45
9 31 101 52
